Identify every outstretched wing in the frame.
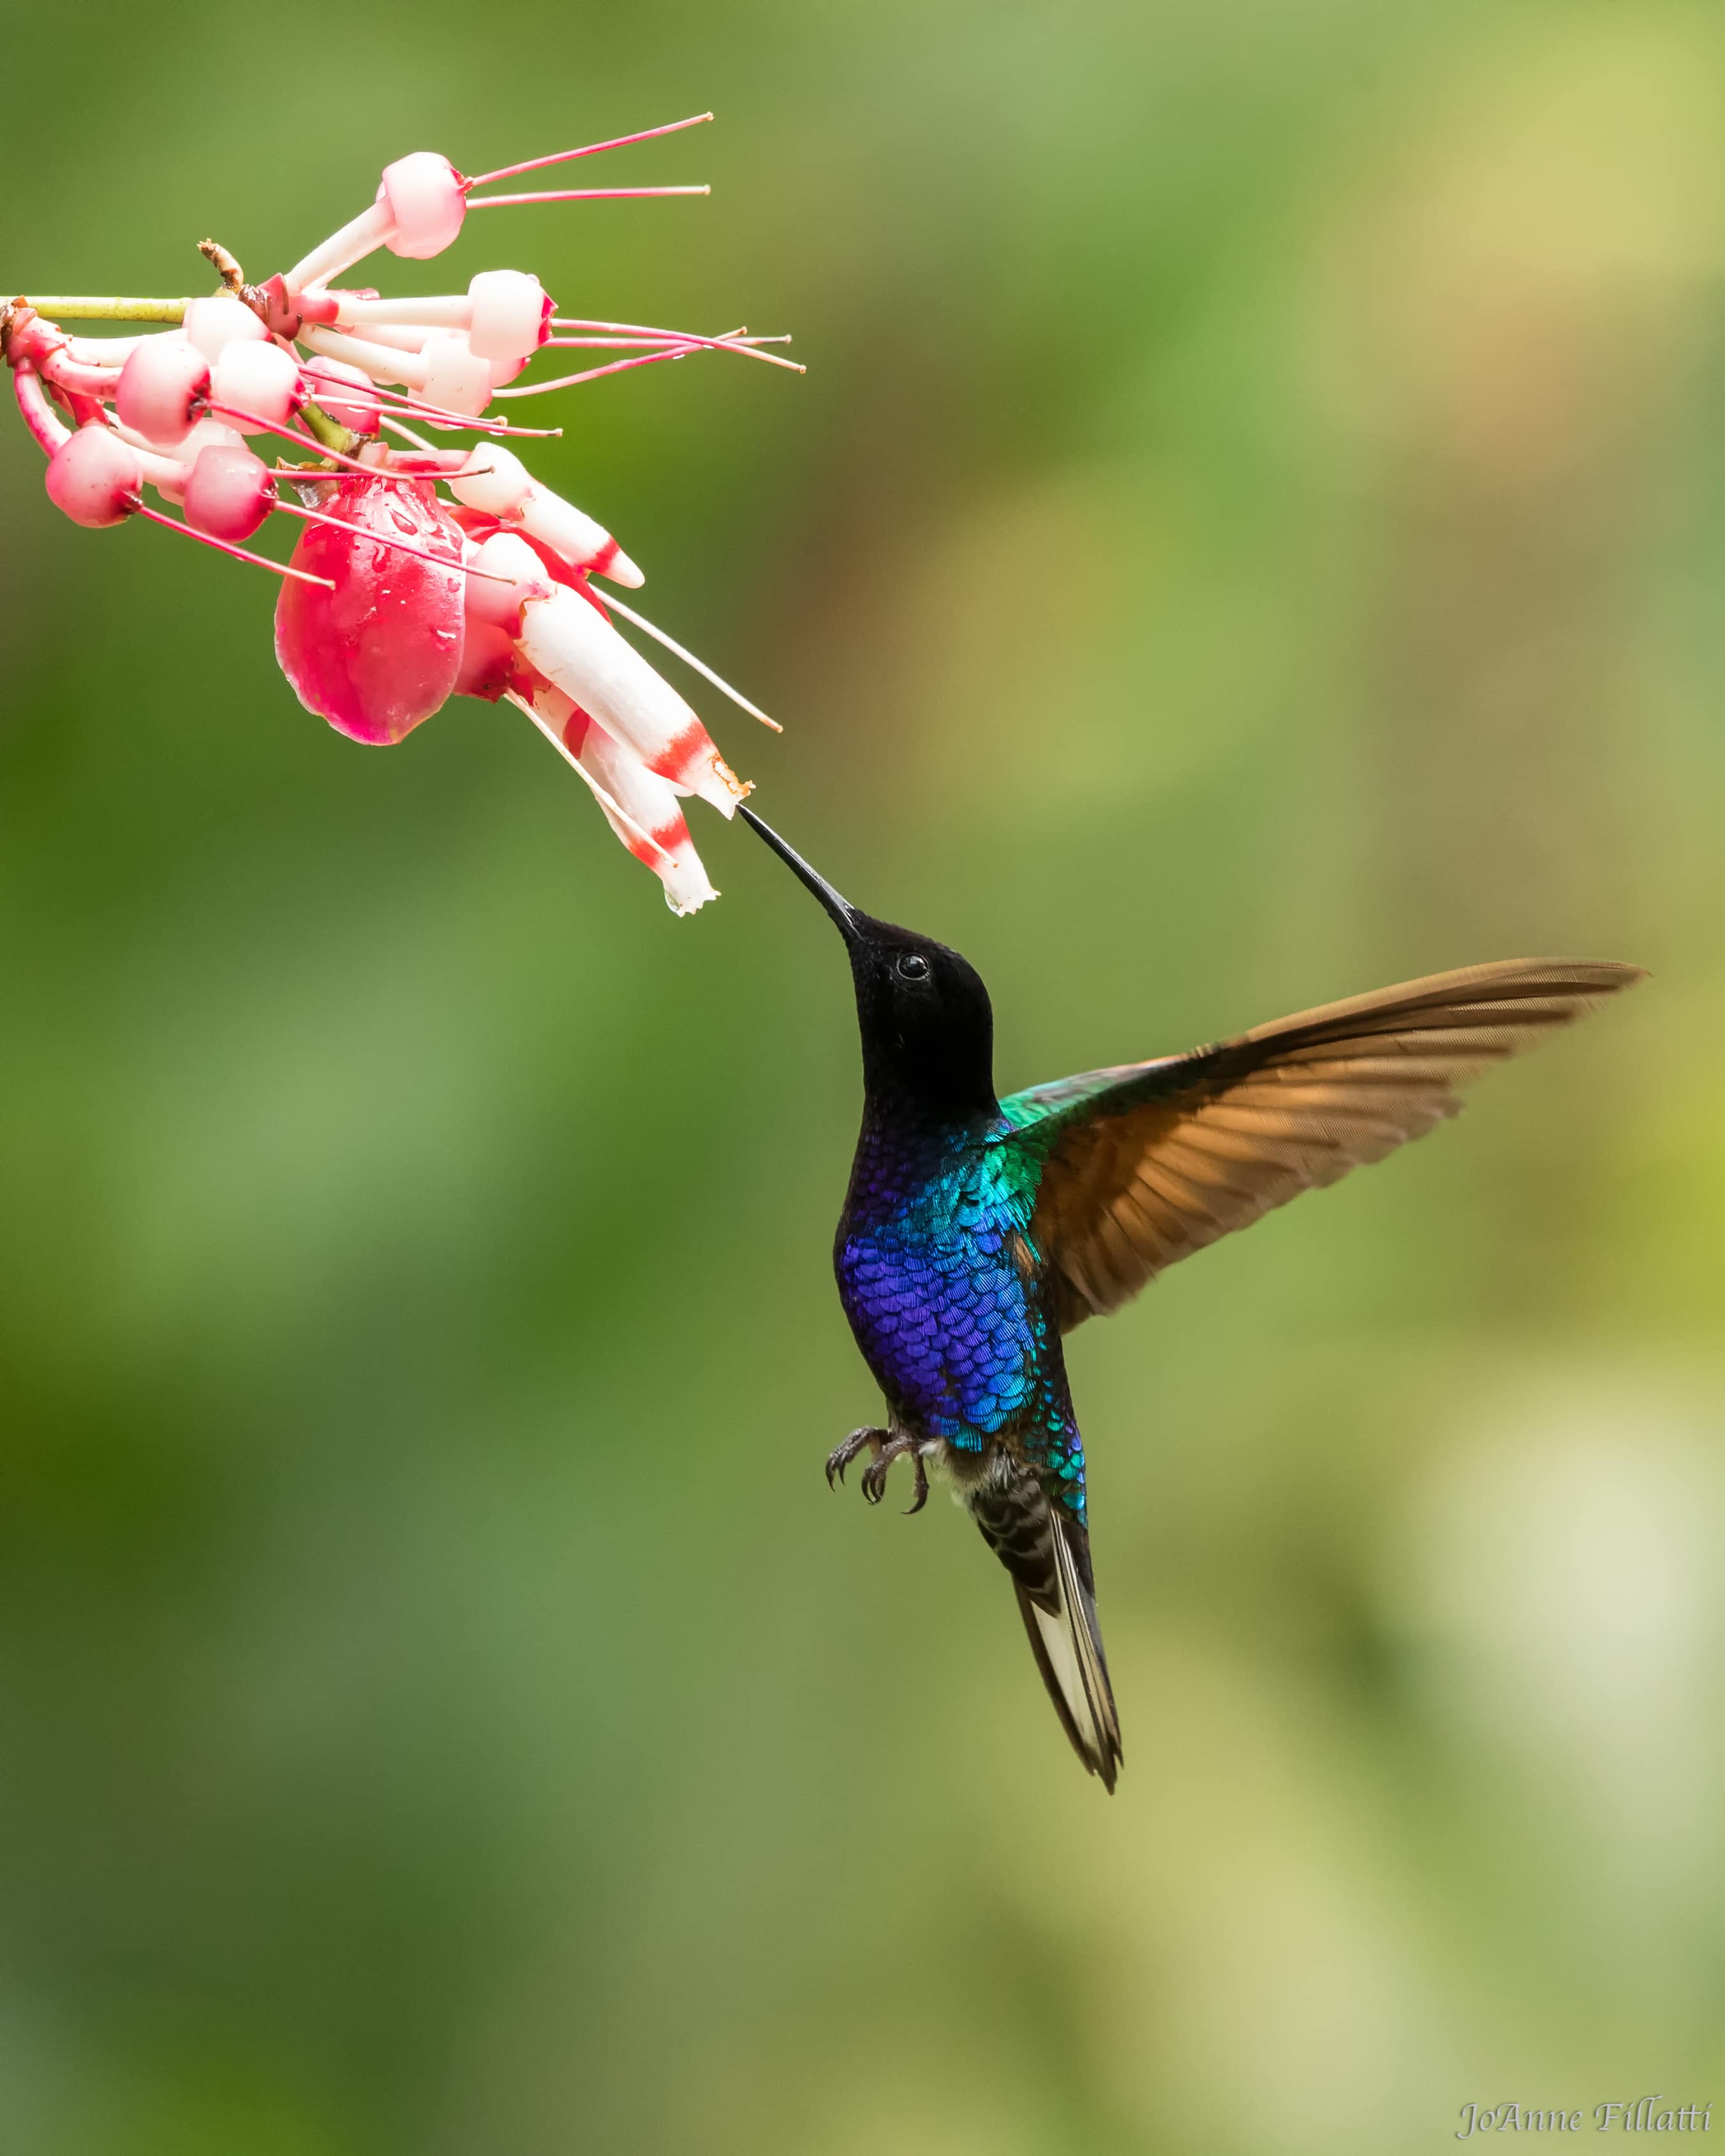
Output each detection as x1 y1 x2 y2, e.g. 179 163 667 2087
1001 959 1643 1332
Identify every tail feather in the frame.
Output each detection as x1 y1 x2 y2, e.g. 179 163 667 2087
972 1463 1123 1790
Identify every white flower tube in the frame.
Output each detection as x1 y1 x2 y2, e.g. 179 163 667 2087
300 325 430 392
448 445 642 585
514 582 745 816
332 294 472 332
528 684 717 915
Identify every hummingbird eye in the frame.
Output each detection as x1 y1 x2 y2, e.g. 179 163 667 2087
896 952 931 982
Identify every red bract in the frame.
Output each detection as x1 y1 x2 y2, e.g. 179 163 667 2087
274 476 464 744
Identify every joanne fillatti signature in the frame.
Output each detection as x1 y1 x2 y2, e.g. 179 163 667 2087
1458 2099 1714 2138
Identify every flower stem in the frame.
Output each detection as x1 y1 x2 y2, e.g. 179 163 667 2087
295 397 362 459
22 297 188 323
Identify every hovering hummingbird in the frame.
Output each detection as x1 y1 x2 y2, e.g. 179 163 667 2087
739 806 1641 1791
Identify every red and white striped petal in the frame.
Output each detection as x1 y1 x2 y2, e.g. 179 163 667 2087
513 582 747 815
531 683 717 914
517 483 642 586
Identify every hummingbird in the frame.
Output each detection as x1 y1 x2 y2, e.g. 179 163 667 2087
738 805 1641 1791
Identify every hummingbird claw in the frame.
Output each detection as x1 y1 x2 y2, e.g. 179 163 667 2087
859 1432 926 1509
903 1450 930 1516
826 1426 888 1489
826 1426 930 1512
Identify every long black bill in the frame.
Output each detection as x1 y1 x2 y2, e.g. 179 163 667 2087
738 805 860 942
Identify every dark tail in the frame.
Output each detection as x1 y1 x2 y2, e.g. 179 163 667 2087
970 1461 1123 1791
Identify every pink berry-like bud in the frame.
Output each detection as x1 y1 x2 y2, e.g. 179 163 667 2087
211 341 300 432
184 445 275 542
45 425 143 528
300 357 381 436
418 332 494 420
379 152 466 261
466 271 549 364
275 475 466 744
115 335 211 450
184 294 271 364
448 444 533 521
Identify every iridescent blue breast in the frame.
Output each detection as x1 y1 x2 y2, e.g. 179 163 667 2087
835 1119 1090 1521
834 1133 1040 1442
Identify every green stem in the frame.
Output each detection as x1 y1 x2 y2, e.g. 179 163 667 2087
296 398 361 459
21 296 189 323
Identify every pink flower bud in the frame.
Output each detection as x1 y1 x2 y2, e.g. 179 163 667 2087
378 152 466 260
45 425 143 528
300 357 381 436
115 335 211 450
184 294 270 364
274 475 466 744
466 270 550 364
211 341 300 432
184 444 275 542
418 332 494 420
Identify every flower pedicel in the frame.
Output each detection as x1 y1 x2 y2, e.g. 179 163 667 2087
3 113 799 914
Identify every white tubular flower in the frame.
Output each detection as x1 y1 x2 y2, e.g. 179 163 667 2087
515 580 746 816
449 444 642 587
519 683 720 917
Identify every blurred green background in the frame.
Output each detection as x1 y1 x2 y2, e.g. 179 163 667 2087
3 2 1722 2150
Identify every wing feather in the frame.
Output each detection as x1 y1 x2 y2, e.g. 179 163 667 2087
1004 959 1643 1330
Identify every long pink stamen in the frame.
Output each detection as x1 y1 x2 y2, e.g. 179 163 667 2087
203 403 398 476
492 349 694 397
363 388 561 436
268 465 422 486
271 496 503 578
465 112 713 189
553 319 794 347
601 590 782 732
466 184 711 209
131 501 335 587
547 336 704 348
378 417 439 454
545 332 803 374
367 449 471 475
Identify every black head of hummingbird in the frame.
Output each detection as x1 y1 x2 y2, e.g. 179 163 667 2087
739 804 997 1122
740 803 1643 1791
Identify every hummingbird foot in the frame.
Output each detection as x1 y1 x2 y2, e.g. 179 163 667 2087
825 1426 890 1491
860 1433 931 1514
825 1426 889 1489
824 1427 931 1514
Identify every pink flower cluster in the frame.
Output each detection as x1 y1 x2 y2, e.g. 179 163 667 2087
3 116 797 913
